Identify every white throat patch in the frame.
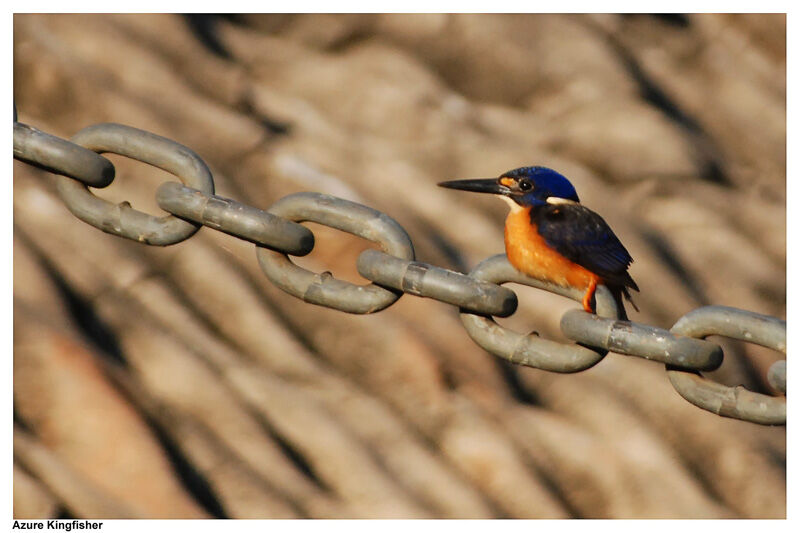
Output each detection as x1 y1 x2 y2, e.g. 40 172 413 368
498 195 524 212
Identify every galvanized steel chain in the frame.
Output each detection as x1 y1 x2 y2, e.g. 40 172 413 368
13 119 787 426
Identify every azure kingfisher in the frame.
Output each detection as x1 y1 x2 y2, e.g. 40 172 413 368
438 166 638 317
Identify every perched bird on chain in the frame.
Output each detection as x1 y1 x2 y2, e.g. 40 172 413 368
438 166 638 317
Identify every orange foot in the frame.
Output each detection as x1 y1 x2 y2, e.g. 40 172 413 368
582 278 598 313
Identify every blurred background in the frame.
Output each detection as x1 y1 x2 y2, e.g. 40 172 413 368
13 13 785 519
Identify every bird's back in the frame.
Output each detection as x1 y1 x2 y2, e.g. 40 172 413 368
531 203 638 292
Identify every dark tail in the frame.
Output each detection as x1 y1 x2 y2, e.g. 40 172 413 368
610 285 638 321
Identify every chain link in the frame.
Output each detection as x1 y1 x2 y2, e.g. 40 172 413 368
768 360 786 394
666 306 786 425
156 181 315 255
458 254 614 373
55 123 215 245
560 310 723 370
14 119 787 425
356 249 518 317
257 191 415 314
14 121 115 188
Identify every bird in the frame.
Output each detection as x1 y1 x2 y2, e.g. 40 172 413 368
438 166 638 317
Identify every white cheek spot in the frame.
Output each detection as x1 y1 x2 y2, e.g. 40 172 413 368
546 197 578 205
498 195 524 212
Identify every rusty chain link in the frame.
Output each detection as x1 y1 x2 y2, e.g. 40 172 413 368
13 119 787 425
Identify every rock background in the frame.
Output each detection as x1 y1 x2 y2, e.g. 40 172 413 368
13 13 785 518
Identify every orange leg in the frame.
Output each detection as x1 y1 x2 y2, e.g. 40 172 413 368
582 278 598 313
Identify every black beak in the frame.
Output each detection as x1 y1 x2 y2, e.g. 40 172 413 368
437 178 511 195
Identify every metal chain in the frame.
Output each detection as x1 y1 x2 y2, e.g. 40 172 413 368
257 192 415 314
13 120 787 426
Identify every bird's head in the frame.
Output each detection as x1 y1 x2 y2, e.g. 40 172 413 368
438 166 580 208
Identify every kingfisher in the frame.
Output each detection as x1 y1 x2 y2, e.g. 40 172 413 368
438 166 638 317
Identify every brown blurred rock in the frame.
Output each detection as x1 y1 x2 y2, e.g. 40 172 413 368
14 308 207 518
14 427 138 519
14 464 59 519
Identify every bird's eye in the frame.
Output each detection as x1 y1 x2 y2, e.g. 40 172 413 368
518 179 532 191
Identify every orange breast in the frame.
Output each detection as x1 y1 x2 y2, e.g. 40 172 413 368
504 206 599 290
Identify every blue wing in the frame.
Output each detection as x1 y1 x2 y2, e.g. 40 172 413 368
533 204 638 290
